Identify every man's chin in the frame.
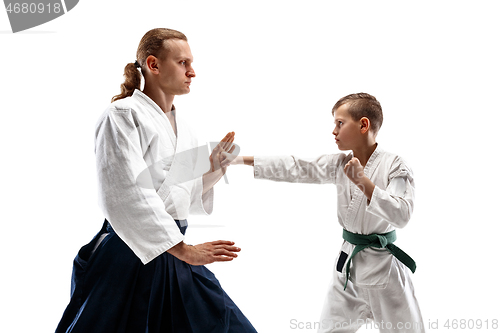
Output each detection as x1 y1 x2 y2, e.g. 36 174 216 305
177 88 190 95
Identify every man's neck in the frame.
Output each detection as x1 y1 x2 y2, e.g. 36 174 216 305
142 84 175 114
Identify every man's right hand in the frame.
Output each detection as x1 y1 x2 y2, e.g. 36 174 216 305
167 240 241 265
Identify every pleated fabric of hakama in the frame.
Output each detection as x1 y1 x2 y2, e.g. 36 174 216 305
55 220 257 333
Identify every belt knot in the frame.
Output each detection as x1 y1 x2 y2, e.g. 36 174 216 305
341 229 416 290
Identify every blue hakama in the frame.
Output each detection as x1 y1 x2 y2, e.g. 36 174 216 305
55 220 257 333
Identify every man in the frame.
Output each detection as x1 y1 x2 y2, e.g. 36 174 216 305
55 28 257 333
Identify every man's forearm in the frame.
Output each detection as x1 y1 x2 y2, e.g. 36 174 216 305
202 169 224 195
167 241 192 262
202 155 254 194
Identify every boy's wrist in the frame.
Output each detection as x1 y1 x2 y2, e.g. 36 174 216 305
232 156 254 166
357 175 370 187
243 156 255 166
356 176 375 201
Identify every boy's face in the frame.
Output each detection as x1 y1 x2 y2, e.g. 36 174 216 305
332 104 361 151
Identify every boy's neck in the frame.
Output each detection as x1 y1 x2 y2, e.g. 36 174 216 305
352 142 378 167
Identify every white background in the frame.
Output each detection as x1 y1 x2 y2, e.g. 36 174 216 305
1 1 499 332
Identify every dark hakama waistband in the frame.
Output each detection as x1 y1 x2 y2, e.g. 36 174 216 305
104 218 188 236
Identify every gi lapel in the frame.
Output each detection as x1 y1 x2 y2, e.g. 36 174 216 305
161 109 177 151
363 147 382 181
156 115 195 202
156 113 181 202
344 147 382 230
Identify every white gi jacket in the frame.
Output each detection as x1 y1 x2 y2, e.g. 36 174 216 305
254 146 415 288
95 90 213 264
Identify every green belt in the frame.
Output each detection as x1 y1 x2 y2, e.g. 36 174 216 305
342 229 417 290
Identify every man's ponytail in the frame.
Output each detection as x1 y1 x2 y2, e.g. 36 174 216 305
111 62 142 102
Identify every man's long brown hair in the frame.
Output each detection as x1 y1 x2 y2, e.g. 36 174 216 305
111 28 188 102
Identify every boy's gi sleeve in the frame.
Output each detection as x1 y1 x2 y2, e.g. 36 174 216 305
254 154 344 184
95 107 185 264
366 157 415 228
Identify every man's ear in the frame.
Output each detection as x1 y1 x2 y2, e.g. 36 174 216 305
145 55 160 74
360 117 371 134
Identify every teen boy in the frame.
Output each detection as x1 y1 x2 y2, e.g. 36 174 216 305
227 93 424 332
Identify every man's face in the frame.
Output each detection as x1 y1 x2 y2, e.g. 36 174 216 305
332 104 360 151
157 39 195 96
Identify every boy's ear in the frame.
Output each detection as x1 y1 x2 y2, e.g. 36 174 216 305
360 117 371 134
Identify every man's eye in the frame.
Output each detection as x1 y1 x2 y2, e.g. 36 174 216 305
180 61 186 65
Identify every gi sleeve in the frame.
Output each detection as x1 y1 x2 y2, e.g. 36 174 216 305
254 154 344 184
95 107 184 264
366 157 415 228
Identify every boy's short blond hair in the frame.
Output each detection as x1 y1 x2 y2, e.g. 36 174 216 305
332 93 383 135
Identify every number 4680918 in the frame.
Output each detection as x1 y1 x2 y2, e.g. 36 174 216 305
5 3 62 14
444 319 498 330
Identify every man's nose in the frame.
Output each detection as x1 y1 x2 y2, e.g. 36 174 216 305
187 67 196 78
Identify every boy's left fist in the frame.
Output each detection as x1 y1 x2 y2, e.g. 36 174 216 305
344 157 365 184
